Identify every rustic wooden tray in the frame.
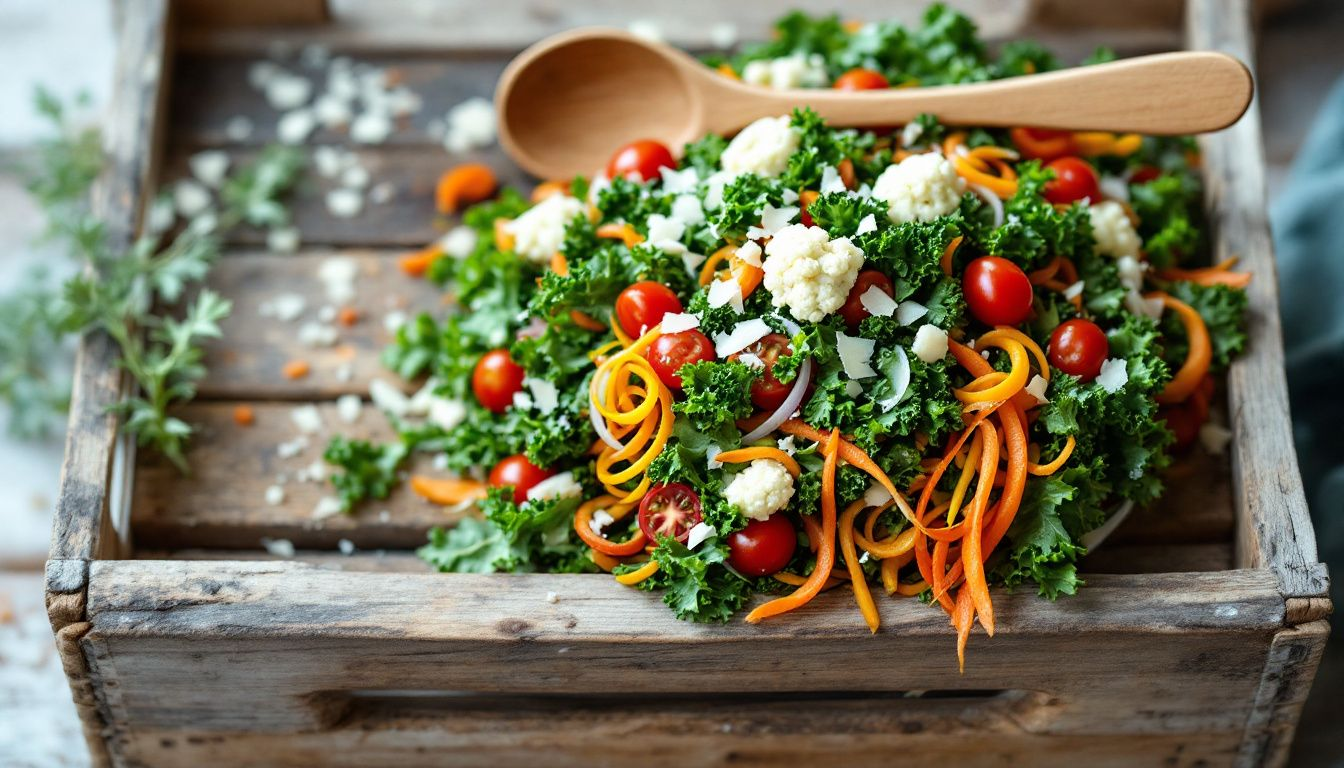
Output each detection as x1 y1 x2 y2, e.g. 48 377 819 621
46 1 1330 766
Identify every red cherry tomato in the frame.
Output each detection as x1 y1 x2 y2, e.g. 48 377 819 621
1129 164 1162 185
615 281 683 339
647 329 716 391
1048 319 1110 381
730 333 794 412
1010 127 1073 161
833 68 890 91
1043 156 1101 204
638 482 704 543
838 270 895 331
606 139 676 182
488 454 555 504
962 256 1034 327
727 514 798 577
472 349 525 413
1161 405 1201 452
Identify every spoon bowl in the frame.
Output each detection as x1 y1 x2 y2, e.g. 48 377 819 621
497 28 1253 180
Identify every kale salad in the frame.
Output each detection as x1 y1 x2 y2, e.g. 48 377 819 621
325 5 1248 662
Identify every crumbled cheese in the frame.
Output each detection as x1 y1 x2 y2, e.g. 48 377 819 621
267 226 300 253
369 181 396 205
836 332 877 380
1096 358 1129 393
338 539 356 555
545 591 560 604
776 435 797 455
1088 200 1141 258
1025 374 1049 405
341 165 370 189
312 497 344 520
713 318 772 358
872 152 966 224
660 312 700 334
336 394 363 424
899 120 925 148
369 379 410 417
313 145 346 177
505 194 585 264
264 485 286 506
820 165 847 194
1124 289 1165 320
265 73 312 110
350 111 393 144
855 213 878 236
334 363 354 382
682 250 708 276
224 115 254 142
326 188 364 218
1099 174 1130 202
512 391 534 410
707 275 745 313
1199 423 1233 455
687 521 716 549
660 165 700 194
298 322 339 348
428 397 466 431
313 94 353 128
720 115 801 177
735 240 763 267
296 460 326 483
724 459 795 521
1116 254 1146 292
259 293 307 322
746 204 799 241
589 509 615 535
912 324 949 363
383 310 408 333
669 194 705 228
737 352 765 369
702 170 734 211
859 285 898 317
526 471 584 502
290 404 324 434
844 380 864 397
896 300 929 326
741 53 829 90
189 150 230 188
173 180 212 218
277 109 317 145
646 213 686 246
444 97 496 153
276 435 310 459
762 224 864 323
1064 280 1086 300
525 377 559 414
405 379 438 417
441 226 477 258
261 537 296 557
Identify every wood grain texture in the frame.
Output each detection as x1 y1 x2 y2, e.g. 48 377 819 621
1186 0 1327 600
1236 620 1330 768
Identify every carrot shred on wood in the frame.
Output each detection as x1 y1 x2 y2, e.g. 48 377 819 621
838 499 881 633
399 245 442 277
338 307 360 327
281 360 310 380
436 163 497 214
232 405 255 426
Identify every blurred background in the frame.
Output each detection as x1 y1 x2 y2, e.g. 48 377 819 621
0 1 1339 765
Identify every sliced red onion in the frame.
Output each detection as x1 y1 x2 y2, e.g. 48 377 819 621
588 370 626 451
742 316 813 443
516 316 547 339
969 183 1004 229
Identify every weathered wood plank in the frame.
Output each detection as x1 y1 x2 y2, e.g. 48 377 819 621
1236 620 1330 768
1186 0 1326 599
176 0 328 29
137 548 432 572
1082 542 1232 574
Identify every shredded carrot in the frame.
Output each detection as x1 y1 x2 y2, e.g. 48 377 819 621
838 499 881 632
615 560 660 586
1027 434 1075 476
399 245 442 277
960 418 1000 637
596 222 645 249
837 158 856 190
337 307 360 327
940 235 964 276
436 163 497 214
281 360 310 380
570 310 608 332
574 496 647 556
530 180 569 203
550 252 569 276
1156 265 1252 289
953 583 976 673
232 405 255 426
1150 292 1213 404
409 475 488 505
746 429 840 623
713 446 802 477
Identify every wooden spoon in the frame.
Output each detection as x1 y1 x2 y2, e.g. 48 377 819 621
495 28 1253 180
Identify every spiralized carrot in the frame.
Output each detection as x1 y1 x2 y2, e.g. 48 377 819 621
1149 292 1213 404
615 560 660 585
574 495 646 556
591 326 674 504
838 499 881 632
1027 435 1076 476
953 336 1029 403
436 163 497 214
409 475 487 505
953 584 976 673
746 429 840 623
960 418 1000 637
712 446 802 477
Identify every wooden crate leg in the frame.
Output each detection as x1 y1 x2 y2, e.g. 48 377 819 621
1237 620 1331 768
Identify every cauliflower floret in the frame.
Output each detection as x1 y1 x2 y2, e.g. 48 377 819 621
741 53 829 90
762 224 865 323
871 152 966 224
1088 200 1141 259
724 459 795 521
504 194 585 264
720 116 801 178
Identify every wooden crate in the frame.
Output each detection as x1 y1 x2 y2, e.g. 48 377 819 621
46 1 1330 766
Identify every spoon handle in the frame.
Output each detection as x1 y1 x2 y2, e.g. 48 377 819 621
732 51 1251 136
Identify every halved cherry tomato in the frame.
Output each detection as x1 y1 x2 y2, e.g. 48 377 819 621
1048 318 1109 381
833 68 890 91
647 329 716 391
839 270 895 330
1130 164 1163 185
472 349 525 413
1043 156 1100 204
727 514 797 577
638 483 703 543
606 139 676 182
1010 127 1073 161
963 256 1034 327
615 281 682 339
731 333 795 412
488 454 555 504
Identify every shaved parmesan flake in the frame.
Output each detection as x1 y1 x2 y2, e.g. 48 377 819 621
820 165 847 194
669 194 705 227
687 521 716 549
735 240 763 267
429 397 466 431
836 332 877 379
746 204 799 240
647 213 685 244
864 482 893 507
527 471 583 502
737 352 765 369
369 379 410 417
660 166 700 194
526 377 559 414
896 300 928 325
265 73 312 110
682 251 708 276
844 380 864 397
855 213 877 235
1064 280 1085 300
1199 423 1233 455
1026 374 1049 405
660 312 700 334
707 276 744 313
912 325 949 363
1125 289 1165 320
1096 358 1129 393
859 285 898 317
706 445 724 469
714 319 772 357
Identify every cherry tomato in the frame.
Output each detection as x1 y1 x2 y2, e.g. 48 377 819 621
1048 319 1110 381
472 349 526 413
647 329 716 391
727 515 798 577
833 68 890 91
488 454 555 504
1043 156 1101 204
838 270 895 331
638 483 704 543
1129 164 1162 185
962 256 1034 327
606 139 676 182
615 281 683 339
1161 405 1201 452
1010 127 1073 161
731 333 794 412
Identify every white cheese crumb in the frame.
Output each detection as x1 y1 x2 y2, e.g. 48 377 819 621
173 180 212 218
369 181 396 205
350 112 392 144
265 73 312 110
318 257 359 304
313 94 352 128
261 537 296 557
378 510 391 523
334 363 354 383
713 318 772 357
735 240 763 267
277 109 317 145
313 145 345 177
298 322 339 348
707 275 745 313
383 310 408 333
872 152 965 224
526 377 559 414
444 97 497 153
646 213 686 246
896 300 929 326
628 19 664 42
224 115 254 142
545 591 560 604
1096 358 1129 393
290 404 323 434
267 226 300 253
746 204 799 241
589 509 615 535
526 471 583 502
336 394 363 424
859 285 898 317
326 188 364 218
312 497 344 520
855 213 877 235
341 165 370 189
1025 374 1050 405
512 391 534 410
836 332 877 380
264 485 286 506
669 194 705 228
428 397 467 431
369 379 410 417
441 226 478 258
687 521 716 549
1064 280 1085 300
820 165 847 194
737 352 765 369
660 312 700 334
189 150 230 188
1099 174 1130 202
338 539 356 555
146 197 175 234
259 292 307 322
1124 289 1165 320
1200 423 1233 455
276 435 310 459
721 115 801 178
912 324 949 363
741 53 829 90
776 435 797 455
660 165 700 194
